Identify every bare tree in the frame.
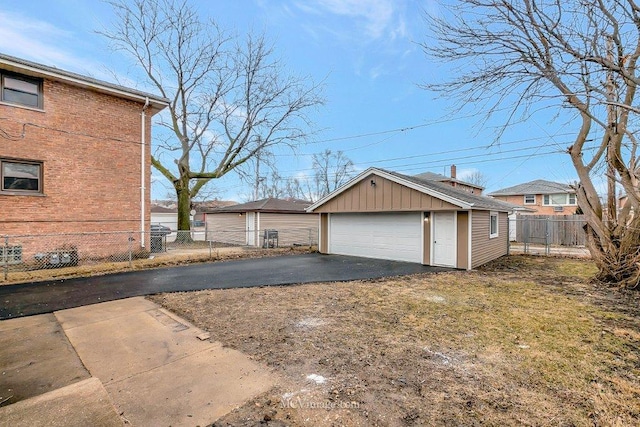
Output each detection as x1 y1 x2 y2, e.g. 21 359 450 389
255 170 289 200
311 149 355 199
243 149 355 202
101 0 323 236
423 0 640 288
463 171 488 189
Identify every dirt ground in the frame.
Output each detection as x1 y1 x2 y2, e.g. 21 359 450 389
150 255 640 426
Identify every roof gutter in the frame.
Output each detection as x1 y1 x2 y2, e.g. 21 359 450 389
0 55 169 110
140 97 150 248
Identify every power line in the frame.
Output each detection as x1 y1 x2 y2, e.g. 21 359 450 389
269 136 587 177
204 143 597 194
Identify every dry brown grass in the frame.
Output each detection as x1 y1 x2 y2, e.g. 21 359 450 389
151 255 640 426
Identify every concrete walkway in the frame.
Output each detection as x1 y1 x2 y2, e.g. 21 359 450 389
0 297 275 426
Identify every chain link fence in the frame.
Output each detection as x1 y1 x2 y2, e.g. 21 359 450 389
1 227 318 282
508 215 591 257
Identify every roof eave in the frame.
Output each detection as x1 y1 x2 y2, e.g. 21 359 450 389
0 54 169 111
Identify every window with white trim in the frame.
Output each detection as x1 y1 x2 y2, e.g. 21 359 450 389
489 211 499 238
1 72 43 109
1 159 42 194
524 194 536 204
543 193 577 206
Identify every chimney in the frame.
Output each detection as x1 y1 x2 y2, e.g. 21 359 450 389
450 164 457 179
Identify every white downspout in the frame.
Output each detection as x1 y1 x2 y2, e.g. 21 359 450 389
141 97 150 248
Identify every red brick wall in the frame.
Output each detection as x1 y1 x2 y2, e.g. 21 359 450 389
491 194 579 215
0 78 153 250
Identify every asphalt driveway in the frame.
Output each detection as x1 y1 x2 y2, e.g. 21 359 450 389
0 253 451 319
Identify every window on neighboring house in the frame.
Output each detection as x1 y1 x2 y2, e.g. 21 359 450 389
1 72 43 109
490 211 499 238
543 193 574 206
1 159 42 194
524 194 536 204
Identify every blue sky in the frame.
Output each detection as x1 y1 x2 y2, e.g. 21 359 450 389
0 0 586 201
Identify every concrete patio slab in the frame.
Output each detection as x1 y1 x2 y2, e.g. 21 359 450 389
56 299 215 383
105 346 274 427
0 377 124 427
55 297 276 426
0 313 90 406
54 297 159 328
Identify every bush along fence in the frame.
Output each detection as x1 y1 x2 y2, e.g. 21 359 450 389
1 227 318 281
508 215 590 257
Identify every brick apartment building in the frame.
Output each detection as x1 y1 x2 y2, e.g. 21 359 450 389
0 53 168 259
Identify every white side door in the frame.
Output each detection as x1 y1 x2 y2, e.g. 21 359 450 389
432 212 456 267
246 212 256 246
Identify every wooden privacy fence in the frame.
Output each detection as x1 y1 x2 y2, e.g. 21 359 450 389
511 215 587 246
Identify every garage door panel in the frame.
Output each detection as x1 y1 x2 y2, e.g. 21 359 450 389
329 213 421 263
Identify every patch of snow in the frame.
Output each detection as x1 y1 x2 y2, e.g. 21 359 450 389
423 348 453 365
295 317 326 329
282 392 295 400
425 295 446 303
282 389 309 400
306 374 327 385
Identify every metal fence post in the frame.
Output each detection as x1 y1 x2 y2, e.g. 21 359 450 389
128 231 133 268
209 240 212 259
545 217 551 256
3 235 8 281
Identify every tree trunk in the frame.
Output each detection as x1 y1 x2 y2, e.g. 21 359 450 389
175 176 193 243
585 216 640 289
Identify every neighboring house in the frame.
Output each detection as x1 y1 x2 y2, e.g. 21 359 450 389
204 198 318 247
307 167 513 270
414 165 484 195
192 200 238 225
488 180 578 215
150 200 237 230
0 53 168 257
617 193 638 220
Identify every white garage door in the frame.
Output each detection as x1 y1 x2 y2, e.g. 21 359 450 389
329 213 422 263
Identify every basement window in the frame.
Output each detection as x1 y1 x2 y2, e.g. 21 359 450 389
1 159 42 194
489 212 499 239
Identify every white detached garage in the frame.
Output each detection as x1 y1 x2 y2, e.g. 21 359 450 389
307 168 513 269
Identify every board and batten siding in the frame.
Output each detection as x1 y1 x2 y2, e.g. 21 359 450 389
259 213 318 247
471 211 509 268
313 173 459 213
456 211 469 269
205 213 246 245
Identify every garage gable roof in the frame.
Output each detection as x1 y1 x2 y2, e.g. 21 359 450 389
207 197 312 213
307 167 513 212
